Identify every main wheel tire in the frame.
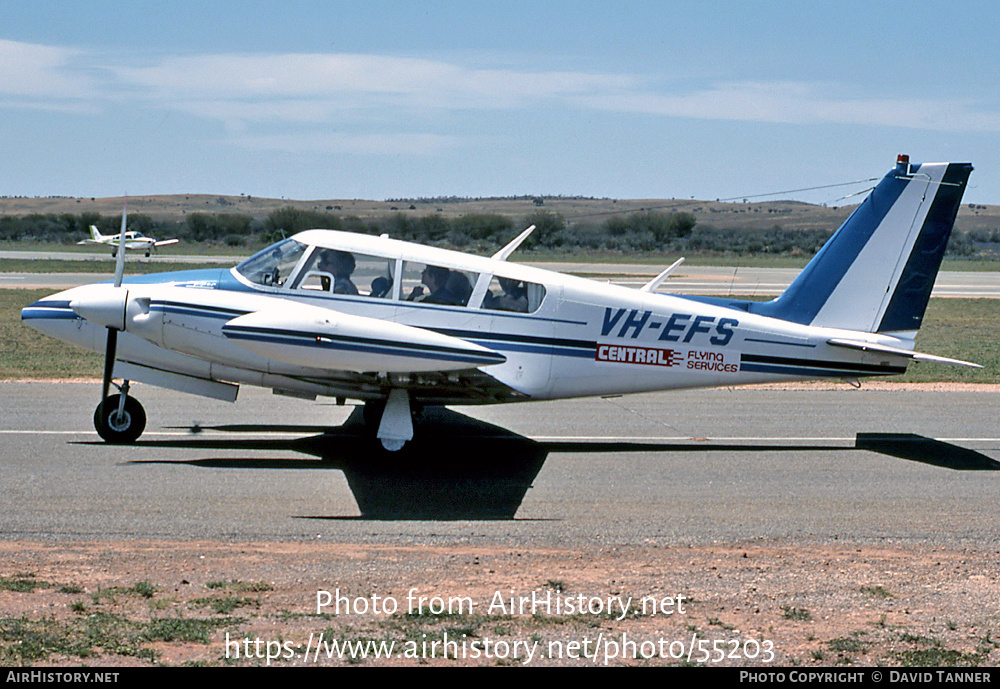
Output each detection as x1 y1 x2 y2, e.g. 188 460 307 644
94 394 146 444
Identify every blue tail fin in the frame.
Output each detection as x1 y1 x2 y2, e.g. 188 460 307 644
747 156 972 334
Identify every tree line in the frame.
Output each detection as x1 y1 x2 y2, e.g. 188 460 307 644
1 207 996 259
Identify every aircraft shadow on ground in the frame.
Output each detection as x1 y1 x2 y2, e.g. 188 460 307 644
549 434 1000 471
133 407 549 520
94 410 999 520
854 433 1000 470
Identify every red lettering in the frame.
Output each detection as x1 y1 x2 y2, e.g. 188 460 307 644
596 345 681 368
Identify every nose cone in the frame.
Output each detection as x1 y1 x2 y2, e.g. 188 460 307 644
67 284 129 330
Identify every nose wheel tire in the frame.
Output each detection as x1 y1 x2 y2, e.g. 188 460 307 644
94 394 146 444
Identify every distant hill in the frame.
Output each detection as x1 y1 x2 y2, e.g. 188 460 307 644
2 193 997 235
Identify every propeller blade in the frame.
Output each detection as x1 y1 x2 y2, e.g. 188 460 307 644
102 328 118 402
113 202 127 288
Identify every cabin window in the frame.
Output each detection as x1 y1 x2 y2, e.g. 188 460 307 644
291 249 395 298
481 276 546 313
401 261 478 307
235 239 307 287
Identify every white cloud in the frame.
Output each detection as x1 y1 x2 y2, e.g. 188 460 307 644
3 41 999 135
114 52 638 112
574 81 1000 133
0 39 96 100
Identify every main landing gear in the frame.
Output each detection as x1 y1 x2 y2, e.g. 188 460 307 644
363 389 417 451
94 380 146 444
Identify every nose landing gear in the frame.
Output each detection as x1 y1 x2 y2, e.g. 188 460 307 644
94 381 146 444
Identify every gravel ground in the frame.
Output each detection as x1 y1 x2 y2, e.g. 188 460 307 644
2 538 998 667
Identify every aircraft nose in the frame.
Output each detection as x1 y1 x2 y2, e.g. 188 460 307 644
20 288 86 340
20 289 80 327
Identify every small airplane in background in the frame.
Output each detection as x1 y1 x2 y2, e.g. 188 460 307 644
24 155 977 450
78 225 179 257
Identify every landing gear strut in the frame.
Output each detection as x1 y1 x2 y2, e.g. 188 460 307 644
364 390 414 451
93 381 146 444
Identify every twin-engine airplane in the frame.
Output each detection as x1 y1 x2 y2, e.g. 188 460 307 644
78 224 179 257
24 155 976 450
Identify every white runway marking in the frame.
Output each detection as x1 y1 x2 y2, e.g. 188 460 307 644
3 430 998 444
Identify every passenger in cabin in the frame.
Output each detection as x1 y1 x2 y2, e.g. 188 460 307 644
488 277 528 312
409 265 451 303
370 276 391 298
317 250 359 295
443 271 472 305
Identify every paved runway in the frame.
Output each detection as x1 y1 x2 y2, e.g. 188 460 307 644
3 382 998 546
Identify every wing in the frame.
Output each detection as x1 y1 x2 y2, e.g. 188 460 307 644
113 354 525 407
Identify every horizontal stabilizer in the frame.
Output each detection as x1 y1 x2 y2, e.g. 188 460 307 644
827 338 981 368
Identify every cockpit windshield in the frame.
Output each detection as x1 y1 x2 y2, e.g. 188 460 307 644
235 239 307 287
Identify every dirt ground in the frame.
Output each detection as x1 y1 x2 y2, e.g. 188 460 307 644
1 538 998 667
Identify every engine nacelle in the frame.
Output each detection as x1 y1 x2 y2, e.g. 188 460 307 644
222 304 505 373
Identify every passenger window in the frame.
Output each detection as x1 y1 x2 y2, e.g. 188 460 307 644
481 276 546 313
291 249 394 298
401 261 478 307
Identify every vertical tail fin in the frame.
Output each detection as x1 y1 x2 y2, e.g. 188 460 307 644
751 156 972 334
89 225 105 241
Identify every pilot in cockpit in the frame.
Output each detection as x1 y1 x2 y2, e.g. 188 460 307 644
316 250 359 295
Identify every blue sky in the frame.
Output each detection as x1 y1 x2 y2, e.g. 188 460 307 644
3 1 999 204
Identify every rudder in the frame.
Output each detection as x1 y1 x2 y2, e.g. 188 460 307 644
875 160 973 333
